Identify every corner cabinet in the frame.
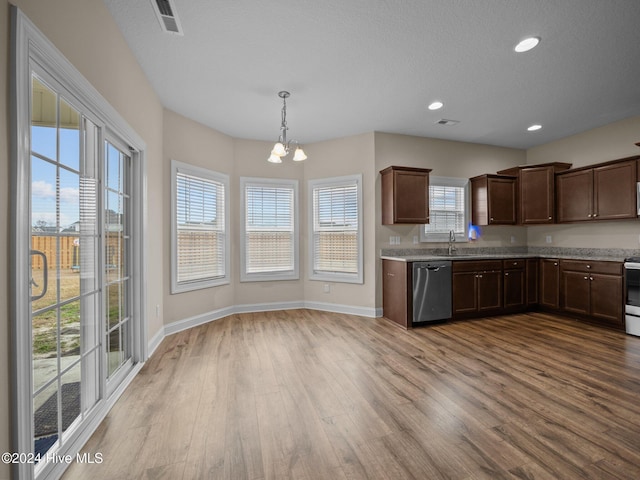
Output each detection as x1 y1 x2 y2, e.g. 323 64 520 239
470 174 517 225
556 157 639 223
499 163 571 224
380 166 431 225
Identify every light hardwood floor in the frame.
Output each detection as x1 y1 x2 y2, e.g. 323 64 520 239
62 310 640 479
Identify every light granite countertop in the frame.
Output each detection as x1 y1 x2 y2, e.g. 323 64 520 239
380 247 639 263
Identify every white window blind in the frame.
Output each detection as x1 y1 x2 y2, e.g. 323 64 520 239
310 175 363 283
422 176 469 242
172 161 229 292
242 179 297 280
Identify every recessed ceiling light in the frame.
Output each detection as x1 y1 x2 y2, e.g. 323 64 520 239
428 101 444 110
527 124 542 131
515 36 540 53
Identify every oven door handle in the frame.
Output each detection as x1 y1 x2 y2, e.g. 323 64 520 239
624 262 640 270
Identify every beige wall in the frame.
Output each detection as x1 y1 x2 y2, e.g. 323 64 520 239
302 133 377 310
526 115 640 249
2 1 164 478
373 132 527 250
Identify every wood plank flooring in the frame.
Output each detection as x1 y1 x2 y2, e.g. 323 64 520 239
62 310 640 479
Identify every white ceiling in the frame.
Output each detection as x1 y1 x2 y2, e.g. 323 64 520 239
103 0 640 150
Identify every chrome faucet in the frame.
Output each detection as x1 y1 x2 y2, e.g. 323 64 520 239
448 230 457 255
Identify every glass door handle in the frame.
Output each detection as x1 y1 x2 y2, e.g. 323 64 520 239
30 249 48 301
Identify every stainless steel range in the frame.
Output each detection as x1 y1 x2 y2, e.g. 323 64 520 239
624 256 640 336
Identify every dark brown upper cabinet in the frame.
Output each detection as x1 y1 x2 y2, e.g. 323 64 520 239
380 166 431 225
470 174 517 225
499 163 571 224
556 157 638 223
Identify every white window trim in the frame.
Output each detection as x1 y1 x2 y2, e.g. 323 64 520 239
240 177 299 282
420 176 470 243
171 160 230 293
308 174 364 284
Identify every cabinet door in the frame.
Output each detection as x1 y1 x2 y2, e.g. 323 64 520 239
540 259 560 309
590 273 623 326
504 269 525 309
562 270 590 315
452 271 478 315
556 169 593 223
488 177 517 224
382 260 410 328
526 258 539 306
520 166 554 224
593 160 637 220
477 270 502 311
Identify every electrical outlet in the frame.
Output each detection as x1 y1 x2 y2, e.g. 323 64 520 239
156 304 160 318
413 235 419 244
510 235 515 244
323 284 330 293
546 235 552 244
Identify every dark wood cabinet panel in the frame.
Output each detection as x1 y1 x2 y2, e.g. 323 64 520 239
452 260 502 317
559 259 624 328
556 169 593 223
590 273 624 326
540 258 560 309
478 270 503 311
452 271 478 315
503 261 525 310
526 258 539 306
562 270 591 315
556 157 639 223
593 160 637 220
380 166 431 224
382 259 412 328
471 175 517 225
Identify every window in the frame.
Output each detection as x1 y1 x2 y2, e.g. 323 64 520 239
421 176 469 242
309 174 363 284
240 177 299 281
171 160 229 293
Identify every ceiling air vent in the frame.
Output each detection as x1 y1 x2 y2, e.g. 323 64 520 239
435 119 460 126
151 0 184 35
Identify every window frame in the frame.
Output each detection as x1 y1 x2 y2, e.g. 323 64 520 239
420 176 470 243
240 176 299 282
308 174 364 284
170 160 230 293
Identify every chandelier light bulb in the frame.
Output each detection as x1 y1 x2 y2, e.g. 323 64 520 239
293 147 307 161
268 154 283 163
272 142 286 156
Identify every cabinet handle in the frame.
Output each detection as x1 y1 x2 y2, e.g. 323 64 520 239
554 262 558 266
588 214 592 218
584 276 588 280
387 273 395 277
548 216 552 220
586 265 591 269
490 217 494 222
590 277 594 281
505 272 509 276
593 213 598 217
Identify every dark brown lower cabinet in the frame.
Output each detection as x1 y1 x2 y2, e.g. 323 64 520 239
526 258 539 306
382 259 412 328
453 260 502 317
503 259 525 311
560 260 624 327
540 258 560 309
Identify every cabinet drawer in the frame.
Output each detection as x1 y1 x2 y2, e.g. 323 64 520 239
453 260 502 272
503 259 525 269
560 259 622 275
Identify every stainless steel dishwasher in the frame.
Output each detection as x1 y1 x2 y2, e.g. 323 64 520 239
412 261 452 324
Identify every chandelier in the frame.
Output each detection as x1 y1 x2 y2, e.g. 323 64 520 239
268 91 307 163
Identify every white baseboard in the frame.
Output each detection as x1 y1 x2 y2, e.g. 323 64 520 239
151 301 380 352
